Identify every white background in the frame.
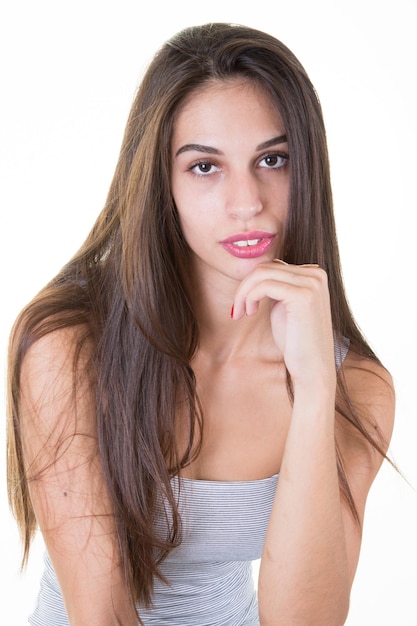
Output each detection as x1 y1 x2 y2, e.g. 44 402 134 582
1 1 416 624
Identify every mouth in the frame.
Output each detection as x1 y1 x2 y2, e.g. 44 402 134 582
220 232 276 258
231 238 263 247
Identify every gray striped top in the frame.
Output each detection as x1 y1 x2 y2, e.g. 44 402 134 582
29 475 278 626
28 338 349 625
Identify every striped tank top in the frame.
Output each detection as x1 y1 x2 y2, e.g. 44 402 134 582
28 337 349 625
29 474 278 626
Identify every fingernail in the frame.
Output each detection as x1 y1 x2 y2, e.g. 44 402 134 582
272 258 288 265
230 305 234 319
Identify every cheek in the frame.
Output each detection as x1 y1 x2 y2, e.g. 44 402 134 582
174 201 203 247
178 210 211 244
174 184 219 229
271 176 290 218
176 202 220 257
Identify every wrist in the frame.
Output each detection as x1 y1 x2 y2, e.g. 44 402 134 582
292 371 336 402
291 376 337 428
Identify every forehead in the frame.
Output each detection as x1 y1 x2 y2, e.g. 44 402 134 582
172 79 284 143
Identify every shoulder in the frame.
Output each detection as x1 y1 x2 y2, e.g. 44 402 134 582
336 348 395 483
341 350 395 438
19 325 96 445
21 324 93 386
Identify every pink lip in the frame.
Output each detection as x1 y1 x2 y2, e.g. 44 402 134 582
220 231 276 259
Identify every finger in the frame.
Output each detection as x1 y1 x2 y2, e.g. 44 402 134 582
233 279 296 319
234 261 323 303
231 264 327 319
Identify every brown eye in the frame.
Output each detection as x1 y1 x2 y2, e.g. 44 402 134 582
259 153 288 169
189 161 220 176
266 155 279 166
196 162 212 173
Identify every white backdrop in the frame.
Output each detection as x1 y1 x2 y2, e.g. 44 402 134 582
1 1 416 624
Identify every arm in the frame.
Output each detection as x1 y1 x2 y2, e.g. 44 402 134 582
232 263 395 625
20 328 138 626
258 357 394 625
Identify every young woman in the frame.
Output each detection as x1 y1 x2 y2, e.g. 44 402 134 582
7 22 395 626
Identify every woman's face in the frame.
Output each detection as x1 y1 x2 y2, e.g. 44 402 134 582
171 79 290 287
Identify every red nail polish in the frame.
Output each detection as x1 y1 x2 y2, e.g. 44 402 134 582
230 305 234 319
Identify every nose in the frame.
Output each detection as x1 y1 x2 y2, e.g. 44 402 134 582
225 170 263 221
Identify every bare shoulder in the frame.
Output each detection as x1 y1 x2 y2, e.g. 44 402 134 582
20 324 94 406
342 348 394 393
21 323 92 379
341 349 395 441
336 348 395 485
19 324 96 469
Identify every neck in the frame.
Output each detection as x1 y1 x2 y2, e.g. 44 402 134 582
193 279 280 365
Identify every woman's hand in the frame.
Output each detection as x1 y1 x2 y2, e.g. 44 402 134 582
231 259 336 391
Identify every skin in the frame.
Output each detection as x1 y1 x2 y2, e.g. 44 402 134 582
172 79 395 624
20 79 395 625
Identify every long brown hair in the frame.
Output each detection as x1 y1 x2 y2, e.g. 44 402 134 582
7 22 388 616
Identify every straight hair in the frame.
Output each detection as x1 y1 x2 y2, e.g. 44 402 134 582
7 23 389 617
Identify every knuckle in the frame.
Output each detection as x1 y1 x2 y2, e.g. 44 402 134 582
317 267 328 281
310 267 328 291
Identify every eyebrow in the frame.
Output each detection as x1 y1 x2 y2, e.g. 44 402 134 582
174 134 287 157
256 134 287 151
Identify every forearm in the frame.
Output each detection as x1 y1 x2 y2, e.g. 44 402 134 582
258 385 350 625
